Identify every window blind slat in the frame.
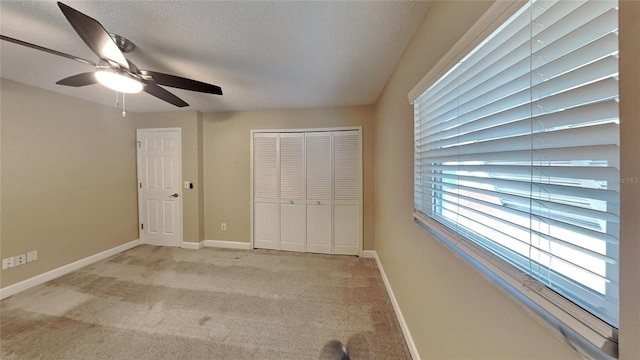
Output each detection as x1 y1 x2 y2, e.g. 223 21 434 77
426 174 618 212
458 39 530 93
422 32 532 124
429 189 618 266
420 97 618 144
530 1 585 36
423 172 618 203
423 123 618 158
456 9 532 86
533 4 618 55
533 32 618 82
424 101 618 150
430 194 618 267
424 56 618 138
427 1 617 117
430 197 618 279
428 179 619 230
423 164 619 183
423 145 618 167
532 56 618 95
421 10 531 110
532 231 616 266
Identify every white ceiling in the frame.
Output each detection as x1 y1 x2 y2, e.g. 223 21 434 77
0 1 430 113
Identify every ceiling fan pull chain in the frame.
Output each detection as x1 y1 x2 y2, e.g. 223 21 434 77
122 92 127 118
115 91 120 107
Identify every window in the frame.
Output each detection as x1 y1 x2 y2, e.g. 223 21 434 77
412 0 619 357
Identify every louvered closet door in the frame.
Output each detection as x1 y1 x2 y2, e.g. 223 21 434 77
305 132 332 254
333 131 360 255
254 133 279 250
279 133 306 252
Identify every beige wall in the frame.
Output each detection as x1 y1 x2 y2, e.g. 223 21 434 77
202 106 375 249
618 0 640 357
373 1 587 358
135 111 205 243
0 79 139 288
197 112 205 242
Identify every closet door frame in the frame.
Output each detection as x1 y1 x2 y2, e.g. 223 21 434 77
250 126 363 257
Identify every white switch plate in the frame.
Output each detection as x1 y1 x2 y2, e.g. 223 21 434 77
2 257 14 270
27 250 38 263
184 181 190 189
221 223 227 231
15 254 26 266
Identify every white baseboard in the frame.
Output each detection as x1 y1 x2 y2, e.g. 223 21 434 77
181 240 250 250
180 241 204 250
203 240 251 250
362 250 376 258
0 239 142 300
368 250 421 360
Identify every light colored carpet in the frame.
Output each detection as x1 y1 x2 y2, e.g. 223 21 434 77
1 245 411 359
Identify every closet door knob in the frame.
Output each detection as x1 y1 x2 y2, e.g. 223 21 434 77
289 200 294 204
316 201 321 205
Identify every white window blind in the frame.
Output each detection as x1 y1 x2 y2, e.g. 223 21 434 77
413 0 619 355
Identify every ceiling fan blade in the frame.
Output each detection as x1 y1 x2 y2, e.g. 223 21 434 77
57 2 129 70
56 72 98 87
0 34 95 66
140 70 223 95
143 82 189 108
126 59 139 74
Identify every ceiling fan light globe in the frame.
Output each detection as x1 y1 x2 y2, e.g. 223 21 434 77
95 70 143 94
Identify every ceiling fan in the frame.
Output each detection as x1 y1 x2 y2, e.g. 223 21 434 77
0 1 223 109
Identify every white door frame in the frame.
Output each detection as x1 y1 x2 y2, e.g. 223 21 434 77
250 126 363 257
136 127 183 246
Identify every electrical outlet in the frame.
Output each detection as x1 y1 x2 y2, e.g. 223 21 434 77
15 254 26 266
27 250 38 263
2 257 14 270
221 223 227 231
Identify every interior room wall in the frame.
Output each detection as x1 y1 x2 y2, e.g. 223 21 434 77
202 106 375 249
372 1 586 358
618 0 640 357
197 112 205 242
1 79 139 288
134 111 204 244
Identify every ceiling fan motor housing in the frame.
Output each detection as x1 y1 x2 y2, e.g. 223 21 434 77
109 33 135 53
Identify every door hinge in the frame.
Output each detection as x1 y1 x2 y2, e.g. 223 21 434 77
139 182 142 189
141 223 144 230
137 141 141 148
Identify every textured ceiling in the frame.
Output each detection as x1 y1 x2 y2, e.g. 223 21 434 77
0 1 430 113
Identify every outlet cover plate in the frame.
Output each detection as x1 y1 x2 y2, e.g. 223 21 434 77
2 257 14 270
27 250 38 262
15 254 26 266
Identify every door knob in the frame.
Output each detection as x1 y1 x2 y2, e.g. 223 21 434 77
316 201 321 205
289 200 294 204
170 193 179 198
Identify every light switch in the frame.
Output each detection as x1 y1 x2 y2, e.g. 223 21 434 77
184 181 190 189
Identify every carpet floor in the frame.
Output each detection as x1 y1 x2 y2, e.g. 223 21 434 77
1 245 411 359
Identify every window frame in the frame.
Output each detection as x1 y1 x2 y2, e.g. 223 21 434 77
409 1 619 359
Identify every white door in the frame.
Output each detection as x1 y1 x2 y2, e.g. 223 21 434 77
280 133 306 252
137 128 183 246
305 132 332 254
254 133 279 250
333 131 361 255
